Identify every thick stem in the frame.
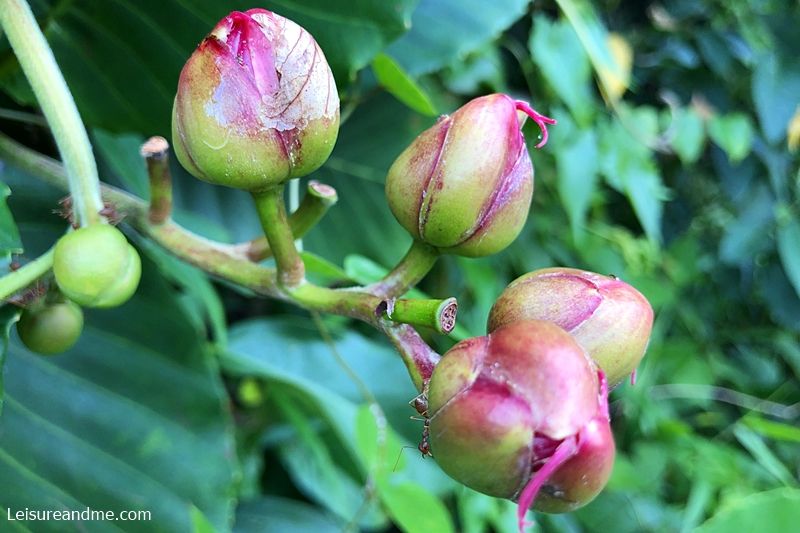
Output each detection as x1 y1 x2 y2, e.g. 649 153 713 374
382 297 457 335
0 0 104 227
0 134 447 392
239 181 337 262
141 136 172 224
365 240 440 298
250 187 305 289
0 246 54 300
381 323 441 392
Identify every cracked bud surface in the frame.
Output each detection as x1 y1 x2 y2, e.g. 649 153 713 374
172 9 339 192
488 268 654 386
385 94 555 257
426 319 615 531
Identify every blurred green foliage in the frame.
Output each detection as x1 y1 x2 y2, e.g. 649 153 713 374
0 0 799 532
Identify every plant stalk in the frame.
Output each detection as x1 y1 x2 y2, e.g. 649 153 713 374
251 186 305 289
0 0 104 227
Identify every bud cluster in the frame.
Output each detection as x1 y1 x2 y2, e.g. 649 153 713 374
168 8 654 533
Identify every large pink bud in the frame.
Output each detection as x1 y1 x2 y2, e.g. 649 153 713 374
426 320 615 531
385 94 555 257
172 9 339 192
488 268 654 386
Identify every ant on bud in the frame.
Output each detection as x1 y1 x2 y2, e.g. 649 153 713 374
392 379 434 471
409 378 433 459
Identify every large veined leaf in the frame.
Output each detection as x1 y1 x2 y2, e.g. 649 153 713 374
0 259 239 532
0 0 418 136
387 0 531 75
0 162 239 532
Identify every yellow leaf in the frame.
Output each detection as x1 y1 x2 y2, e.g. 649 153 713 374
787 105 800 152
599 33 633 101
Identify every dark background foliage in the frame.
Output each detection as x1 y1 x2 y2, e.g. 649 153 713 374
0 0 799 532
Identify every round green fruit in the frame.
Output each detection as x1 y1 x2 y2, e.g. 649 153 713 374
53 224 142 308
17 300 84 355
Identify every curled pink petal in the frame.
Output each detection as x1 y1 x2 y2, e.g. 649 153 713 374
630 368 637 386
516 436 579 532
515 101 557 148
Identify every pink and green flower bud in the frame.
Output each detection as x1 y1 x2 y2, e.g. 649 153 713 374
385 94 555 257
487 268 654 386
172 9 339 192
426 319 615 530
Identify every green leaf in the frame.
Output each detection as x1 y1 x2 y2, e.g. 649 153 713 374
707 113 755 163
719 185 775 265
233 496 341 533
387 0 531 75
92 128 150 197
1 0 417 136
529 15 593 124
732 425 797 487
0 257 239 532
553 0 629 102
693 488 800 533
0 164 238 530
0 181 22 257
752 52 800 145
670 107 707 165
776 217 800 301
376 477 456 533
273 392 374 525
0 305 20 418
552 118 599 242
743 417 800 444
598 115 667 243
191 505 221 533
373 54 436 116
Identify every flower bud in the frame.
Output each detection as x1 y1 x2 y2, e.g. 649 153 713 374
487 268 654 386
17 298 84 355
385 95 555 257
172 9 339 192
426 319 614 529
53 225 141 308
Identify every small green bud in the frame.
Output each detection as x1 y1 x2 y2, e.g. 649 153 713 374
172 9 340 192
53 225 141 308
385 94 555 257
488 268 654 386
17 299 84 355
426 319 615 529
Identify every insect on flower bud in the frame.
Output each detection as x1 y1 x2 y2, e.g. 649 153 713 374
172 9 339 192
385 94 555 257
488 268 654 386
426 320 615 531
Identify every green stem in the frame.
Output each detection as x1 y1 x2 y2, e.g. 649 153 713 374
381 323 441 393
383 297 458 335
365 241 440 298
0 246 54 300
288 178 301 252
0 0 104 227
141 136 172 224
239 181 337 262
250 187 305 289
0 108 48 127
0 133 448 389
